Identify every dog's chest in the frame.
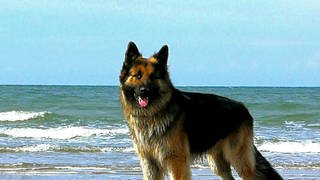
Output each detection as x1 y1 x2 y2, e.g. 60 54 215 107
128 114 173 150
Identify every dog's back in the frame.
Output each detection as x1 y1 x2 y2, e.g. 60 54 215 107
173 89 253 153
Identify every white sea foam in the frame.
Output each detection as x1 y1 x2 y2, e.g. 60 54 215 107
258 141 320 153
307 123 320 128
106 127 129 135
101 147 135 153
20 144 53 152
0 144 54 152
0 111 49 121
284 121 305 128
0 145 134 153
122 147 135 152
1 126 129 140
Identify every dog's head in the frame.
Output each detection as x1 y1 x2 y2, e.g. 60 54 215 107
120 42 173 112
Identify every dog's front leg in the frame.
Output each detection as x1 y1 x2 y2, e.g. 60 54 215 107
140 157 164 180
167 155 191 180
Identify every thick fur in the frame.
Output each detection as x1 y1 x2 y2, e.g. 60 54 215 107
120 42 283 180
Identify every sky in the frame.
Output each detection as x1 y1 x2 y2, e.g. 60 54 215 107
0 0 319 86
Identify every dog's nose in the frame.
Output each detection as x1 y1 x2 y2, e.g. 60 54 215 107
139 87 149 94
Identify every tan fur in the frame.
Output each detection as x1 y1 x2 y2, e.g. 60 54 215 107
224 125 255 179
207 124 255 180
125 63 154 86
207 148 234 180
164 115 191 180
122 103 190 179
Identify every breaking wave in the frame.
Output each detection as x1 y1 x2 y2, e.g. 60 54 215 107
0 126 129 140
258 141 320 153
0 144 134 153
0 111 49 121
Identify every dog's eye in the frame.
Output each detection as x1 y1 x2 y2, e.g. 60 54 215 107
134 71 142 79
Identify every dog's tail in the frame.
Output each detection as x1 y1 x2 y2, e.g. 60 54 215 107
254 146 283 180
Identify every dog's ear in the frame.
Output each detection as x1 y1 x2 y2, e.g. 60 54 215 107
120 42 141 83
154 45 169 66
125 41 141 64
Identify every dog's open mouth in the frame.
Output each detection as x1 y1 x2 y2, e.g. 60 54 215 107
137 96 149 108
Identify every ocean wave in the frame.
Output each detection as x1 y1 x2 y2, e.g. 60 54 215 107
0 144 53 153
0 111 49 121
7 141 318 154
307 123 320 128
0 126 129 140
0 163 142 174
284 121 305 128
101 147 135 153
258 141 320 153
0 144 134 153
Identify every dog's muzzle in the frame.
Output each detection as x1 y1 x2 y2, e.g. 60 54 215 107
135 86 150 108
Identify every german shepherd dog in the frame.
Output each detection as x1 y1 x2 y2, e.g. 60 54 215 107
120 42 282 180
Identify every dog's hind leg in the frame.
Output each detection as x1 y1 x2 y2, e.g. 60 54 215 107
207 148 234 180
223 125 256 180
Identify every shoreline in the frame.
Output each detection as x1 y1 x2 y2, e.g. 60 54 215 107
0 167 319 179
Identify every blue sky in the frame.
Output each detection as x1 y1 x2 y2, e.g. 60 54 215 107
0 1 319 86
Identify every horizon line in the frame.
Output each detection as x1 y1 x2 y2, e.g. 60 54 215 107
0 84 319 88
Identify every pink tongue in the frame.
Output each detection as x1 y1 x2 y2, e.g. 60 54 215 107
138 97 149 107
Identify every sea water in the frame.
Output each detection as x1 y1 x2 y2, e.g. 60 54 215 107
0 86 319 178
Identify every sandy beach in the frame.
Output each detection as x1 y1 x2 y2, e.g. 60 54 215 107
1 167 319 179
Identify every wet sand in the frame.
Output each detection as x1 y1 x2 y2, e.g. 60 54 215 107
1 167 319 179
